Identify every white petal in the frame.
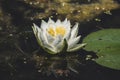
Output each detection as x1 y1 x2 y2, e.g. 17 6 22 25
48 22 56 29
34 26 43 46
37 30 45 46
48 18 55 29
43 42 53 49
63 20 71 39
32 24 37 35
32 23 41 38
41 41 57 54
48 18 55 24
32 23 57 54
46 32 55 44
33 23 39 33
62 18 68 25
52 35 62 47
70 23 79 39
40 30 57 53
39 30 49 45
63 20 70 29
67 43 86 52
68 36 81 49
64 28 71 40
56 19 61 25
38 31 47 45
41 20 48 31
55 19 64 28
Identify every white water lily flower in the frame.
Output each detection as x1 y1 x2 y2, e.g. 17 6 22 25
32 18 86 54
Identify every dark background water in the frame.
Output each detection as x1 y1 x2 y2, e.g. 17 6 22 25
0 0 120 80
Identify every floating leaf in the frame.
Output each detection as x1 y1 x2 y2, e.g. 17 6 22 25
83 29 120 70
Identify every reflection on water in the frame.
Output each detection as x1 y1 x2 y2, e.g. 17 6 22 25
0 0 120 80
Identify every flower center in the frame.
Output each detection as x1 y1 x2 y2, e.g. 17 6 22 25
47 26 66 37
47 27 55 36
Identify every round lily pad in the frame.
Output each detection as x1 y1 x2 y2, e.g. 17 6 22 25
83 29 120 70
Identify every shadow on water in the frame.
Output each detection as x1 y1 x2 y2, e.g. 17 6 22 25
0 58 120 80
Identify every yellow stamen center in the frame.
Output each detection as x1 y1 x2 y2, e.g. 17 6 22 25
47 27 55 36
56 26 66 36
47 26 66 37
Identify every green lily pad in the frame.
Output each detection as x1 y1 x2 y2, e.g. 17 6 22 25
83 29 120 70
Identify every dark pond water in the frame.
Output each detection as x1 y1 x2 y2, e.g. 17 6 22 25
0 0 120 80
